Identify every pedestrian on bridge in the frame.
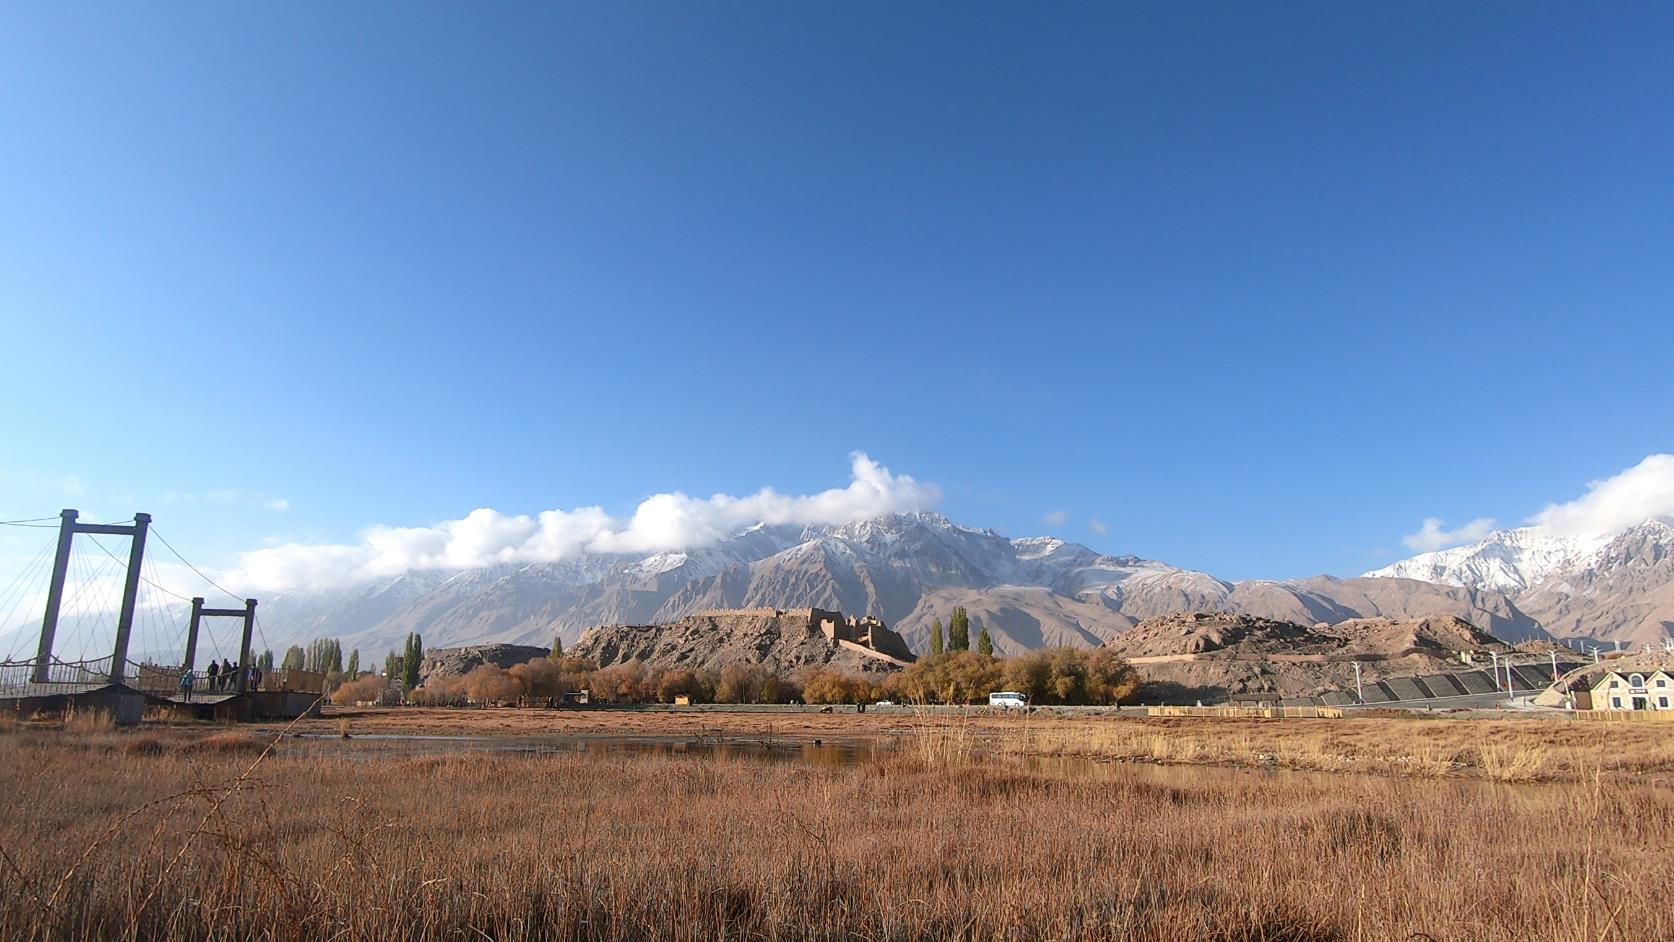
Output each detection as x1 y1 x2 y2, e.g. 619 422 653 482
220 658 234 691
179 669 194 702
206 660 219 692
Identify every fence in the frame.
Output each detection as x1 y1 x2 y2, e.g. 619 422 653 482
1147 705 1345 719
1572 709 1674 722
0 656 115 689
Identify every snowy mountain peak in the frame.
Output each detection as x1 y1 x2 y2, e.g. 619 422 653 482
1365 519 1673 594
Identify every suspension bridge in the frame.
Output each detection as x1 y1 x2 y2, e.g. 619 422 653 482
0 510 321 724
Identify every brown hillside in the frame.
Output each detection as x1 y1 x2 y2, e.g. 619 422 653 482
1104 612 1512 701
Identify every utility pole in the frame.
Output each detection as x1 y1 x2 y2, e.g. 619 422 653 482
1352 661 1364 704
1490 652 1501 695
1550 650 1560 684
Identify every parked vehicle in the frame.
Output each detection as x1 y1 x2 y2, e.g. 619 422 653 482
988 691 1029 709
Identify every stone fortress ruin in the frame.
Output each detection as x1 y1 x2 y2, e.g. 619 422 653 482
693 607 916 668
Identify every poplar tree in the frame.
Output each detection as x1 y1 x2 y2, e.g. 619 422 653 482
949 607 970 652
977 627 994 657
930 619 945 656
551 635 564 659
282 646 304 671
347 649 360 677
402 633 424 690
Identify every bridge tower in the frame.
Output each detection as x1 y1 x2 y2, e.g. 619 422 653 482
32 509 152 685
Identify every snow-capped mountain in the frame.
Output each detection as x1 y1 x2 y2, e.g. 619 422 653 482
1364 527 1606 593
249 511 1552 659
1365 518 1674 647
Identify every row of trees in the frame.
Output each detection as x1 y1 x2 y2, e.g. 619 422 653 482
391 646 1136 708
927 607 994 657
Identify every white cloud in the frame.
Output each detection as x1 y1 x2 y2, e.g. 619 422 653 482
223 452 940 592
1042 510 1069 526
264 498 290 512
61 475 85 497
1401 517 1498 552
1088 518 1109 536
1529 453 1674 537
1395 453 1674 554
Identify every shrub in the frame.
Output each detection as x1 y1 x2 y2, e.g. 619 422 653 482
330 675 390 706
462 665 522 704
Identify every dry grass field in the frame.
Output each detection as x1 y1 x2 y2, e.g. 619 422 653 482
989 714 1674 783
289 706 1674 784
1 718 1671 942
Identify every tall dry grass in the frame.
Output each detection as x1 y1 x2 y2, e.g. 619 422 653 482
0 726 1669 941
995 714 1674 782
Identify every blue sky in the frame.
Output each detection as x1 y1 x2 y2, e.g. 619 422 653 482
3 2 1672 585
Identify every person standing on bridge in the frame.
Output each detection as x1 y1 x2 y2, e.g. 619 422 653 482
220 658 234 691
206 660 219 693
179 669 194 702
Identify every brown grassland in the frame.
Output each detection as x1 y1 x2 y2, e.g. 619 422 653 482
282 706 1674 784
1 711 1672 941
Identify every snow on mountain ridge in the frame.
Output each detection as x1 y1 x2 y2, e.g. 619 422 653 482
1365 518 1674 594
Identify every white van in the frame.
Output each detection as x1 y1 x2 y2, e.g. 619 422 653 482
988 691 1029 709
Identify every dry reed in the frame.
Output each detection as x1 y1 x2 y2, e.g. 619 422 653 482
0 725 1668 941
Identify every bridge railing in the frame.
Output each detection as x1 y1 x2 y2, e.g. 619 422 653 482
0 656 115 690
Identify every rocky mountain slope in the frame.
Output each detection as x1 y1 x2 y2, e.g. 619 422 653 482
1105 612 1511 700
1366 519 1674 647
252 511 1564 658
570 610 901 676
418 643 552 684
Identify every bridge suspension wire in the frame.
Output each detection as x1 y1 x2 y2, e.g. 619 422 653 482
82 532 194 604
148 525 246 605
58 541 122 664
0 533 59 659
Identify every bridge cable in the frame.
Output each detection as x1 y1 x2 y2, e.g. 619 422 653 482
148 526 246 605
0 534 59 659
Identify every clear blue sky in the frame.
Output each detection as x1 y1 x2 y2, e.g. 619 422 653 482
2 2 1671 582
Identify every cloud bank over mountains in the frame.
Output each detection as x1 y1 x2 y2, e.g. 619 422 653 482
1399 453 1674 551
1402 516 1497 552
1530 453 1674 538
225 453 940 592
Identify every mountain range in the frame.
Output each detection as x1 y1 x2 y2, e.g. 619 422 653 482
248 510 1673 659
1365 518 1674 648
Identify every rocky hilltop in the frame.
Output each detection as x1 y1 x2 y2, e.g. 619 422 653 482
419 643 551 685
572 608 913 676
1104 612 1512 701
